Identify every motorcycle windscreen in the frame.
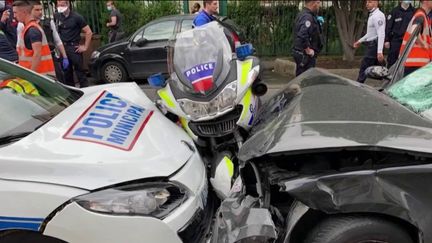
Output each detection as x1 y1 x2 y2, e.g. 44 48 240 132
170 22 232 95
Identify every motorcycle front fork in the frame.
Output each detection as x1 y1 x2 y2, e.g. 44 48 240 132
209 130 244 200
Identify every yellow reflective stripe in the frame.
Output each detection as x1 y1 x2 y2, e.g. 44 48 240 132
223 156 234 178
19 55 52 62
406 57 430 63
239 88 252 121
158 89 175 108
240 59 253 85
40 55 53 61
18 56 33 61
5 79 40 96
179 117 195 138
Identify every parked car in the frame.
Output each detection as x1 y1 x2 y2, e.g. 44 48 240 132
89 15 245 84
89 15 194 83
212 23 432 243
0 58 213 243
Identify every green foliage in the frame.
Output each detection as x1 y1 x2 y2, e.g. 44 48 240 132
73 0 420 56
228 1 299 56
85 0 181 44
227 0 260 49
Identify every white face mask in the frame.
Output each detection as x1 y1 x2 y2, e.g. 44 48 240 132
57 6 68 13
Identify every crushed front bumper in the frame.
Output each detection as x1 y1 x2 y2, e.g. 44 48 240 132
42 151 213 243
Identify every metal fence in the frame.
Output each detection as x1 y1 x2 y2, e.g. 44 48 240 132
42 0 423 56
227 0 422 56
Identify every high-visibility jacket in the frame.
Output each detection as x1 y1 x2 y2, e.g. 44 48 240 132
0 78 40 96
400 9 431 67
17 20 55 75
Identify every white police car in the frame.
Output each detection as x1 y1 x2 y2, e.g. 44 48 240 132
0 59 212 243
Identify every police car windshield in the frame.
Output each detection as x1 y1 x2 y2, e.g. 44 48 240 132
170 22 232 95
0 61 81 141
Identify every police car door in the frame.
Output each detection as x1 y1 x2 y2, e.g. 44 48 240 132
128 20 176 78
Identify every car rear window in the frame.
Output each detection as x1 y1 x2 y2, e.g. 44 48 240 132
143 21 176 41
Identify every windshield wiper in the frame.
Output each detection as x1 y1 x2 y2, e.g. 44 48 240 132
0 132 32 145
0 118 53 145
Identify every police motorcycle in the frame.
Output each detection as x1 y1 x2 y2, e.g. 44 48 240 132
148 22 267 199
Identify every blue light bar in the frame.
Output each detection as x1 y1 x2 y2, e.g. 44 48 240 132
236 44 254 60
147 73 166 87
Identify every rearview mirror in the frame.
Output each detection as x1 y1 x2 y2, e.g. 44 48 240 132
136 38 148 47
365 66 389 80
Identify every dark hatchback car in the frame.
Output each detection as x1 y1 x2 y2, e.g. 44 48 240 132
212 24 432 243
89 15 195 83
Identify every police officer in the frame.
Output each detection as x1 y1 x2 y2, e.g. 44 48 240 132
385 0 415 67
56 0 93 88
354 0 386 83
292 0 323 77
193 0 217 27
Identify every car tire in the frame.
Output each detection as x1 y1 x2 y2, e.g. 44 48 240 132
304 215 413 243
101 61 127 83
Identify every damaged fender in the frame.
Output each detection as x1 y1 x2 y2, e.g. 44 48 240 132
280 167 432 242
211 195 277 243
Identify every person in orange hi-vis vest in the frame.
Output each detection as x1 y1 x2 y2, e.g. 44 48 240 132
400 0 432 77
13 0 55 76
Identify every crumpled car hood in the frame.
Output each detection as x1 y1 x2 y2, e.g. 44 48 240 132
239 68 432 161
0 83 194 190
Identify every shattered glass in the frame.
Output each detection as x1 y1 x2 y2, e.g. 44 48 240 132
388 63 432 113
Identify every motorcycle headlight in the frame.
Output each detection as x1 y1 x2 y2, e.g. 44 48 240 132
91 51 100 59
74 182 187 219
179 81 237 120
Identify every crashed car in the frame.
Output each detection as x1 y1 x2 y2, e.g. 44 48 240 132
0 59 212 243
212 24 432 243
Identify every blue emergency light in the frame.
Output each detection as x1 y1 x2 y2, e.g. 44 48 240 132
236 44 254 60
148 73 166 87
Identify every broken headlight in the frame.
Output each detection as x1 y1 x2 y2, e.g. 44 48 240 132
75 182 187 219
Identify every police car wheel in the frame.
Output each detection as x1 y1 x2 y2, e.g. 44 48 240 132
102 61 127 83
303 215 413 243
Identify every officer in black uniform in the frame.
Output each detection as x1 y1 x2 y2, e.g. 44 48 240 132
292 0 323 77
56 0 92 88
385 0 415 67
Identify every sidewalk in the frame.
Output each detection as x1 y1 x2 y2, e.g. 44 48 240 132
263 57 384 88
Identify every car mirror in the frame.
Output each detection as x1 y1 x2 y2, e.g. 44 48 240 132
365 66 389 80
136 38 148 47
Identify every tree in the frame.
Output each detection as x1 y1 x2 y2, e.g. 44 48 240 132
332 0 368 61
